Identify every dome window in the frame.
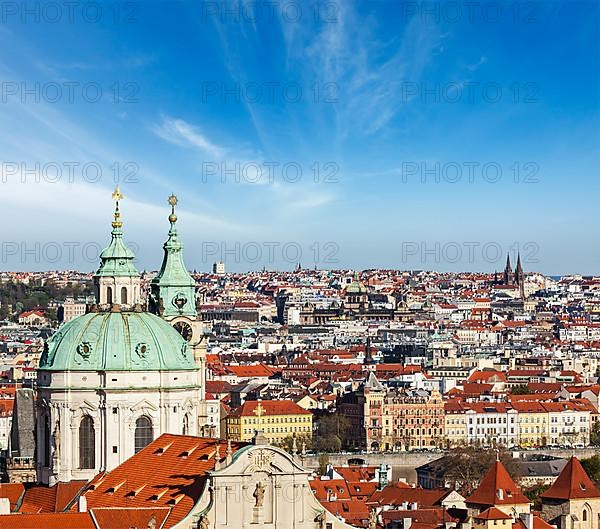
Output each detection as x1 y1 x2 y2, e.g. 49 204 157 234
77 342 92 360
136 343 149 359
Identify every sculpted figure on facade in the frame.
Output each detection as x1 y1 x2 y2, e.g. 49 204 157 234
253 481 265 507
368 508 378 529
197 514 209 529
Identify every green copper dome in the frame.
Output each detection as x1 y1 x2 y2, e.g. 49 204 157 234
39 311 197 371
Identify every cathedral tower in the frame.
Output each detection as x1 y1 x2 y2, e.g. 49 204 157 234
149 195 211 434
503 253 513 285
93 187 141 307
36 189 204 485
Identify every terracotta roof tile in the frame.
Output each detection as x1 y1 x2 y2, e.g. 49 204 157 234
80 434 247 529
90 507 170 529
540 457 600 500
0 512 95 529
229 400 311 417
474 507 513 520
467 461 529 507
0 483 25 512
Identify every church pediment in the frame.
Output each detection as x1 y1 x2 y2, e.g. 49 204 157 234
213 445 310 478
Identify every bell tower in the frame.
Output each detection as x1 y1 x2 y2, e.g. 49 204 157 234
149 195 210 432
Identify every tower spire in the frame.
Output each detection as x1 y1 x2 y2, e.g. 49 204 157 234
93 186 141 307
111 186 124 229
503 253 513 285
149 194 197 318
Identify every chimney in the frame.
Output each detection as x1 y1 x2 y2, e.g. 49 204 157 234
404 517 413 529
327 464 334 479
78 495 87 513
519 513 533 529
0 498 10 515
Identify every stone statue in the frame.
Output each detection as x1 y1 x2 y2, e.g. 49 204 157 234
51 417 60 462
147 515 156 529
253 481 265 507
315 511 326 529
368 508 378 529
197 514 209 529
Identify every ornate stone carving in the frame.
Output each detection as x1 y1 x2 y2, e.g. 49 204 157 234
253 481 265 507
368 508 378 529
248 449 272 472
197 514 209 529
315 511 326 529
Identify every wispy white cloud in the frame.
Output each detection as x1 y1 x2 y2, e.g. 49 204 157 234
152 116 226 158
466 56 488 71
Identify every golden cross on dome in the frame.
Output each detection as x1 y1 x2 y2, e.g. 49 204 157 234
112 186 124 203
253 402 266 421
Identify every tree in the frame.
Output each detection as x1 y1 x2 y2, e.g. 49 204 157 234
313 413 351 453
440 446 521 495
523 483 550 510
317 453 330 476
581 454 600 484
590 421 600 447
277 434 312 455
510 384 530 395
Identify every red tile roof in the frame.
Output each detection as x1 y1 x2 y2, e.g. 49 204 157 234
19 481 87 514
467 461 529 507
474 507 513 520
90 507 171 529
540 457 600 500
513 515 554 529
80 434 247 529
0 483 25 512
0 512 94 529
368 484 446 508
229 399 311 417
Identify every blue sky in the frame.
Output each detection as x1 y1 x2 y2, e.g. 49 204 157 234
1 0 598 274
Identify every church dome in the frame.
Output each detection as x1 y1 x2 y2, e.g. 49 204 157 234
39 310 196 372
346 278 367 294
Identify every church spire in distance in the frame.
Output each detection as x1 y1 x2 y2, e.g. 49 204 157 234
149 194 197 318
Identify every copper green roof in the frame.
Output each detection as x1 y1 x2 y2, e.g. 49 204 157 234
150 199 197 318
94 200 140 278
39 311 197 371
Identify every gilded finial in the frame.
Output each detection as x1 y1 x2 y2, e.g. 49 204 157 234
111 186 124 228
168 193 178 223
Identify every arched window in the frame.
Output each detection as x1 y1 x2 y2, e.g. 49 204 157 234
135 416 153 453
183 414 190 436
107 287 113 304
43 415 51 467
120 287 127 304
79 416 95 469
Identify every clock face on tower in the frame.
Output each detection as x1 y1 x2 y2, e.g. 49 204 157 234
173 321 193 342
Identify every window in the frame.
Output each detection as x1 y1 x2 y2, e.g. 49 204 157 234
183 414 190 436
79 416 95 469
120 287 127 304
135 416 153 453
107 287 113 304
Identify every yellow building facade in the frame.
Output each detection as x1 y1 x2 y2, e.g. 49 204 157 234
226 400 313 445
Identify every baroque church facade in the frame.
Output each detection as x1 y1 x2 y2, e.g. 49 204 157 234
36 189 208 485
